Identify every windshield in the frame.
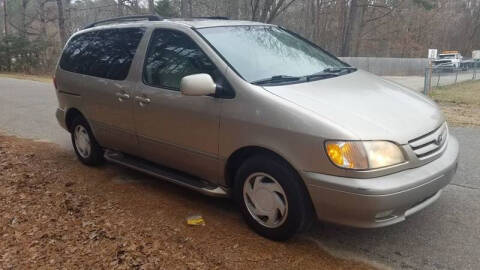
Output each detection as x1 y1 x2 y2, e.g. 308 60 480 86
439 54 455 59
197 26 350 84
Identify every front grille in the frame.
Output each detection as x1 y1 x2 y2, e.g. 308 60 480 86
409 124 448 159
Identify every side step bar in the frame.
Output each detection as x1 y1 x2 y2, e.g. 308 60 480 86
104 150 229 198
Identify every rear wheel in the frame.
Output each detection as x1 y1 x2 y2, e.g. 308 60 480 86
234 155 314 241
71 116 104 166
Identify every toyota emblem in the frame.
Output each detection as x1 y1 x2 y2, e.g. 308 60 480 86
436 133 444 145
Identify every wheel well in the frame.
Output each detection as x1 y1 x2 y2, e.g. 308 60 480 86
225 146 294 188
225 146 317 224
65 108 84 132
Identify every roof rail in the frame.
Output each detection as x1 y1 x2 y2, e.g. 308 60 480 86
83 15 164 29
191 16 229 20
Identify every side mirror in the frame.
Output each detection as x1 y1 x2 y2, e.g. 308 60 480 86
180 74 216 96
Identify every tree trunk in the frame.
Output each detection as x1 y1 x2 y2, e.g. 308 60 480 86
309 0 315 40
337 0 347 55
351 0 366 56
148 0 155 14
64 0 71 38
227 0 239 19
251 0 298 23
117 0 124 16
20 0 27 37
341 0 358 56
303 0 309 36
3 0 10 71
39 1 47 37
251 0 260 20
39 0 48 72
258 0 272 22
56 0 67 46
181 0 188 17
240 0 249 20
188 0 193 17
3 0 7 36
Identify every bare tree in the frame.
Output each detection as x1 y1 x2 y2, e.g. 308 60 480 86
180 0 192 17
340 0 367 56
250 0 298 23
2 0 10 71
2 0 480 74
227 0 239 19
19 0 30 37
117 0 124 16
56 0 66 46
148 0 155 14
2 0 7 36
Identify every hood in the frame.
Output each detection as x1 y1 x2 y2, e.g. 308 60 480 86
263 70 444 144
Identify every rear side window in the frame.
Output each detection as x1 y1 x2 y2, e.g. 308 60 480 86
59 28 145 80
143 29 217 90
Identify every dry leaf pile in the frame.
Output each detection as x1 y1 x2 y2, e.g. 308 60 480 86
0 135 373 269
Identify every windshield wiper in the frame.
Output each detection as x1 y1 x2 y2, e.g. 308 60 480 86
305 72 340 81
251 75 302 85
322 67 357 73
306 67 357 81
252 67 357 85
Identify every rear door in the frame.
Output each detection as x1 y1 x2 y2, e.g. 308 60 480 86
58 28 146 154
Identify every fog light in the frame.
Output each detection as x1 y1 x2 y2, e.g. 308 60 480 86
375 210 395 220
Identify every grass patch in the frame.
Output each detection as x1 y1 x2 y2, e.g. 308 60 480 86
429 80 480 126
0 73 52 83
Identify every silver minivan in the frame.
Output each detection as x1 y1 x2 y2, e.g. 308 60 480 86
54 16 459 240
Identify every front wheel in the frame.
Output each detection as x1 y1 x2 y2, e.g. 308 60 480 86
234 155 314 241
71 116 104 166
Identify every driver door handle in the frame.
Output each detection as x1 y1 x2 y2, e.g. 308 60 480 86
115 92 130 101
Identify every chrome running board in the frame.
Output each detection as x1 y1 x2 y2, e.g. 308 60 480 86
104 150 229 198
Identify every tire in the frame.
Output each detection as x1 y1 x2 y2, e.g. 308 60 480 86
234 154 314 241
70 116 104 166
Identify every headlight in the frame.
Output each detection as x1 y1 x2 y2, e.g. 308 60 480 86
325 141 405 170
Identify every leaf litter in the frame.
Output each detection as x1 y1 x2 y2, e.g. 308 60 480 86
0 134 375 269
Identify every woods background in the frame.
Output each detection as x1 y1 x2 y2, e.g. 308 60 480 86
0 0 479 74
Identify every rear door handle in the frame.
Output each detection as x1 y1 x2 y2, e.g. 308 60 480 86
135 96 151 106
115 92 130 101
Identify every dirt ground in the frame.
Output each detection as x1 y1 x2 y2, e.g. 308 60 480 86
430 80 480 126
436 102 480 126
0 134 374 269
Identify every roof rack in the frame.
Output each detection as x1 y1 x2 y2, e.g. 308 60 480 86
83 15 164 29
191 16 229 20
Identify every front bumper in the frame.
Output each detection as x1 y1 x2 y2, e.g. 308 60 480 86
303 136 459 228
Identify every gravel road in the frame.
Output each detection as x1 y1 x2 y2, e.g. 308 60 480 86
1 77 479 269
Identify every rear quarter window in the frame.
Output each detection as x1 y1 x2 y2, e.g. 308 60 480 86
59 28 145 80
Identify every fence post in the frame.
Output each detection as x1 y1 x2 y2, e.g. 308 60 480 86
437 69 441 87
424 67 431 95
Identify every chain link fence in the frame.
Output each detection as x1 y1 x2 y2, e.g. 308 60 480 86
424 63 480 94
340 57 429 76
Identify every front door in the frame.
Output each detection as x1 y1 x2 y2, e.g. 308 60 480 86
133 29 223 183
